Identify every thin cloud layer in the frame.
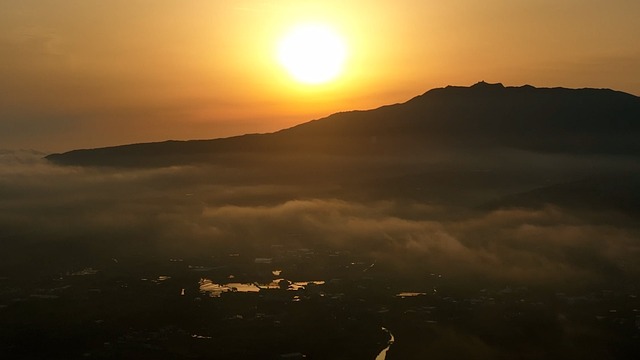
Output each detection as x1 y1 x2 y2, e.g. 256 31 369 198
1 151 638 288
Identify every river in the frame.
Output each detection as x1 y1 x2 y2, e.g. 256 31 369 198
375 327 395 360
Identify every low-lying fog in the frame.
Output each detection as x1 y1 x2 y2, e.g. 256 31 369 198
2 149 638 290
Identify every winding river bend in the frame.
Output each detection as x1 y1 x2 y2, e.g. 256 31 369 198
375 327 395 360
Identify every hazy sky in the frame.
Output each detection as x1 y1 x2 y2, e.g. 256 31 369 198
1 0 639 152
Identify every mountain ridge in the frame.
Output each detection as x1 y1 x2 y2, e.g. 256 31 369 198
46 82 640 167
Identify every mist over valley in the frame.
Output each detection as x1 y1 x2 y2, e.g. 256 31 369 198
2 83 640 359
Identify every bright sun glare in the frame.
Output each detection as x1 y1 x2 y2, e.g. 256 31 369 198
277 23 347 85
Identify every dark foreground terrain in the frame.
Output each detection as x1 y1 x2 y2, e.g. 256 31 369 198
2 241 639 359
2 83 640 359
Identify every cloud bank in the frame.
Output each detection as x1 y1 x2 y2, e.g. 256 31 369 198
1 150 638 289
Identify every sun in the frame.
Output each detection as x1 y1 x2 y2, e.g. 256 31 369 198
277 23 348 85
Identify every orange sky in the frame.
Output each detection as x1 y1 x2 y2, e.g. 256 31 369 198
1 0 639 152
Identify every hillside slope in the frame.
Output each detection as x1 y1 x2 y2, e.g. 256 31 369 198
46 82 640 167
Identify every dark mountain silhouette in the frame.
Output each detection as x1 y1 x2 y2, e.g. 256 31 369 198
46 82 640 168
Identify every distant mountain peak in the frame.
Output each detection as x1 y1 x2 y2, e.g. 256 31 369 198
471 81 505 89
46 82 640 167
438 81 507 94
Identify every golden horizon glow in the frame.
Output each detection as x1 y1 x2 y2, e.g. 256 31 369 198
277 23 348 85
1 1 639 151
